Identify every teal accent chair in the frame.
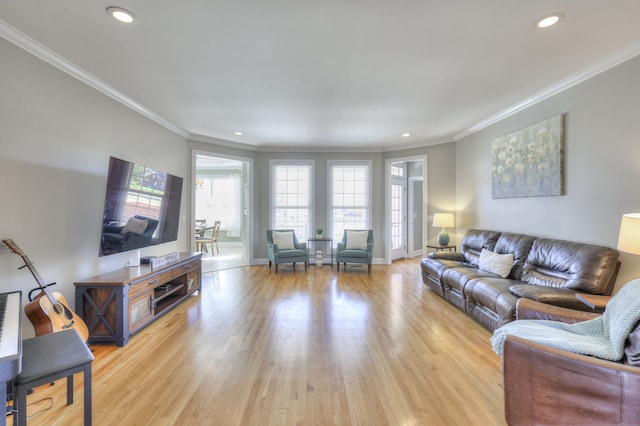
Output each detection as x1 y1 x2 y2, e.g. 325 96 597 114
336 230 373 273
266 229 308 273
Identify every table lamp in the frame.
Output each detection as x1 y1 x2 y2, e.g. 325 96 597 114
433 213 454 246
617 213 640 254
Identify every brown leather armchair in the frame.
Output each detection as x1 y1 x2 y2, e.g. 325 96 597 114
502 298 640 425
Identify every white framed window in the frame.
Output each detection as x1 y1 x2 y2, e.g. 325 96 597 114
270 160 314 241
390 165 404 177
329 160 372 243
195 173 243 237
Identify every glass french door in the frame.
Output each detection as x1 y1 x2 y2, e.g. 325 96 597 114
390 164 407 260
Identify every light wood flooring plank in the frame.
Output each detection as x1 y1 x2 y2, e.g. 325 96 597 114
9 259 506 425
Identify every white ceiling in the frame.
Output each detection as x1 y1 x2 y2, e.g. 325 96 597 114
1 1 640 151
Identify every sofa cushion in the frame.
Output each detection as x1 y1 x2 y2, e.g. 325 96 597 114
442 267 500 311
339 249 368 258
509 284 588 310
479 249 513 278
467 279 514 311
466 278 519 329
443 266 498 292
493 232 536 280
345 230 369 250
272 231 295 250
460 230 501 267
277 249 306 258
121 217 148 235
422 253 466 279
521 239 620 294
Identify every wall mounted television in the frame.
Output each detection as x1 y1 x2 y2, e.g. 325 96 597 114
99 157 183 257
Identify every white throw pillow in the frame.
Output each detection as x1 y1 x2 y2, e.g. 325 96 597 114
478 248 514 278
272 231 295 250
121 217 149 235
345 230 369 250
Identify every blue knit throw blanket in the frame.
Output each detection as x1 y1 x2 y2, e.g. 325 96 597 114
491 279 640 360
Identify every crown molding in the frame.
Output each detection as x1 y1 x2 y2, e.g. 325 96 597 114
257 145 384 153
189 133 389 153
382 137 455 152
454 40 640 141
4 17 639 149
0 19 189 139
188 133 260 151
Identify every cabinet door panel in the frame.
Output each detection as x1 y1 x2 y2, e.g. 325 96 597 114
129 291 153 332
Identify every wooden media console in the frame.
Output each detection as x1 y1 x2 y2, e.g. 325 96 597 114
74 252 202 346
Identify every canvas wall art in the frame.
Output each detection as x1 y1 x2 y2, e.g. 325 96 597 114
491 115 564 199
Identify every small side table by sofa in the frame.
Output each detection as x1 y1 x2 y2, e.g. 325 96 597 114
307 238 333 267
426 244 456 252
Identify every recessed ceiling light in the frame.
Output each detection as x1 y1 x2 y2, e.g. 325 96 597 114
234 131 243 136
534 13 565 29
402 133 411 138
106 7 136 24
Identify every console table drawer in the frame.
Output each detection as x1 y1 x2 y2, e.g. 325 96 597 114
129 270 174 298
173 261 199 277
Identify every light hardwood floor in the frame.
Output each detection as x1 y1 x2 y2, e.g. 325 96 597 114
11 258 506 425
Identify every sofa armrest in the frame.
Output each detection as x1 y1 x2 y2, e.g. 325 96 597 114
427 251 464 261
503 335 640 425
516 298 600 323
509 284 593 310
267 243 277 256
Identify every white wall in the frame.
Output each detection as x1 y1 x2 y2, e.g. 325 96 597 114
0 39 190 338
455 54 640 292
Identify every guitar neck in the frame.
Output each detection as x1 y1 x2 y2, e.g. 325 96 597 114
3 239 57 304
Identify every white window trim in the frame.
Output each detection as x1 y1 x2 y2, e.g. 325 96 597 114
269 159 315 239
327 159 372 241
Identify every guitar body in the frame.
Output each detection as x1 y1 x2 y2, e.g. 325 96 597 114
24 290 89 342
3 238 90 342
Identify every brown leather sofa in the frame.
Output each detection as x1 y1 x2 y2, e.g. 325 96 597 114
502 298 640 425
420 229 620 331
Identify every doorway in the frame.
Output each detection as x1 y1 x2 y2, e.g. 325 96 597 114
385 156 426 263
194 154 251 272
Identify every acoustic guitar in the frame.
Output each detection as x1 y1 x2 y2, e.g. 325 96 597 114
3 239 89 342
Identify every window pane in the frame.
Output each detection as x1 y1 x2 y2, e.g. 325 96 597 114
331 164 370 243
272 164 312 240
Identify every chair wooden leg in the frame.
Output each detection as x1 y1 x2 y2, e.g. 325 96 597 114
304 261 308 271
337 262 340 272
368 263 371 273
269 261 272 269
275 264 278 273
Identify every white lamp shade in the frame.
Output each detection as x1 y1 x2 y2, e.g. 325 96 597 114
618 213 640 255
433 213 454 228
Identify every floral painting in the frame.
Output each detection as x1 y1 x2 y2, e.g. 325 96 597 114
491 115 564 198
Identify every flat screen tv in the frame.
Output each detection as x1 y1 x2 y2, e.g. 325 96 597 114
99 157 183 257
